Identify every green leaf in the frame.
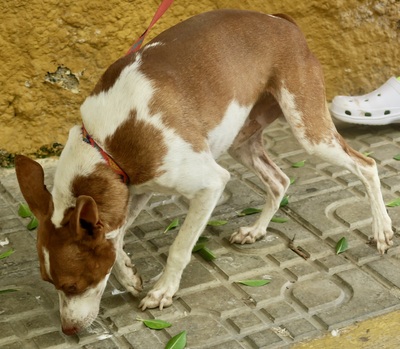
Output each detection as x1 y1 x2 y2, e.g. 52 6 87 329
363 152 373 157
292 160 306 168
192 237 210 252
196 236 209 244
18 203 32 218
165 330 187 349
163 218 180 234
27 216 39 230
0 289 18 294
271 216 288 223
280 196 289 207
0 249 14 259
207 220 228 226
335 237 348 254
386 198 400 207
137 318 172 330
236 279 271 287
290 177 296 185
393 154 400 161
238 208 262 217
197 247 216 261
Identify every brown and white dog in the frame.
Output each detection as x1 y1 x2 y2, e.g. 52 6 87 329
15 10 393 335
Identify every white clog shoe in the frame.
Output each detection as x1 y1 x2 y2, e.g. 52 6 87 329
330 77 400 125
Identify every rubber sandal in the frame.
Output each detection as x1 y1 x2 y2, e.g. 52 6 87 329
330 77 400 125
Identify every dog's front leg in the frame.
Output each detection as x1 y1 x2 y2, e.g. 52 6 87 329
112 193 152 295
140 167 230 310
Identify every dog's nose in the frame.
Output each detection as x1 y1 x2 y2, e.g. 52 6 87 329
62 326 79 336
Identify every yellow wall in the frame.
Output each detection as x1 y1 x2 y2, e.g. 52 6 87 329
1 0 399 153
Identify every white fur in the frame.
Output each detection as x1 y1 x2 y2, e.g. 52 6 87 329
139 101 251 198
80 53 156 143
278 85 303 128
143 42 164 51
207 101 252 158
42 247 52 281
59 272 111 331
51 126 103 227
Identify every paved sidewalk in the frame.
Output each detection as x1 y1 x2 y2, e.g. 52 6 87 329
1 119 400 349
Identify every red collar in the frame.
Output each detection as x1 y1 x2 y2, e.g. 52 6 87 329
81 125 130 185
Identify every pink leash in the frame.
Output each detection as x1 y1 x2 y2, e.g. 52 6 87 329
126 0 174 55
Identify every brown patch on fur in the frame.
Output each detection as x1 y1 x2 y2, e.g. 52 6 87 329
104 110 167 185
71 163 129 230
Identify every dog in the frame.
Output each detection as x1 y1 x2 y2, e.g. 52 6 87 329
15 9 394 335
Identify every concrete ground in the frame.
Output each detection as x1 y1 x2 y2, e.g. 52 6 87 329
1 119 400 349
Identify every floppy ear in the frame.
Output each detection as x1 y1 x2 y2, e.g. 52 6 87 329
71 195 104 244
15 155 53 219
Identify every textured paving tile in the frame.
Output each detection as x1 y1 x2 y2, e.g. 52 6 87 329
1 122 400 348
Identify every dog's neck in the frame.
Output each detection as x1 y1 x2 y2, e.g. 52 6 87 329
51 126 129 231
81 124 130 185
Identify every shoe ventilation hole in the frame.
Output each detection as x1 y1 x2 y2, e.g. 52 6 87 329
384 110 391 115
365 112 372 117
345 110 352 115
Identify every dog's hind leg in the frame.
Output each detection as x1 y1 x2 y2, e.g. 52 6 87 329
276 64 393 253
229 95 291 244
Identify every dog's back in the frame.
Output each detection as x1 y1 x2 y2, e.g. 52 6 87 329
80 10 312 185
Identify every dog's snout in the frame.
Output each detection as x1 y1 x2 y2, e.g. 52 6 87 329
62 326 80 336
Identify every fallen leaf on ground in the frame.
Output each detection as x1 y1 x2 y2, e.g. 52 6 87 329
18 203 32 218
238 208 262 216
165 330 187 349
236 279 271 287
27 216 38 230
207 220 228 226
386 198 400 207
163 218 180 234
0 249 14 259
280 196 289 207
292 160 306 168
335 237 348 254
271 217 288 223
137 318 172 330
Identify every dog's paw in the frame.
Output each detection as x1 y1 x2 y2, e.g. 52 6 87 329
370 230 394 255
139 289 174 311
371 220 394 254
229 226 266 244
123 273 143 296
113 260 143 296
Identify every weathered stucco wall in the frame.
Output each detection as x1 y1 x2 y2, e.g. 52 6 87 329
1 0 399 154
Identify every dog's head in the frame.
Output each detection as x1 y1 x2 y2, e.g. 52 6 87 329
15 155 121 335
